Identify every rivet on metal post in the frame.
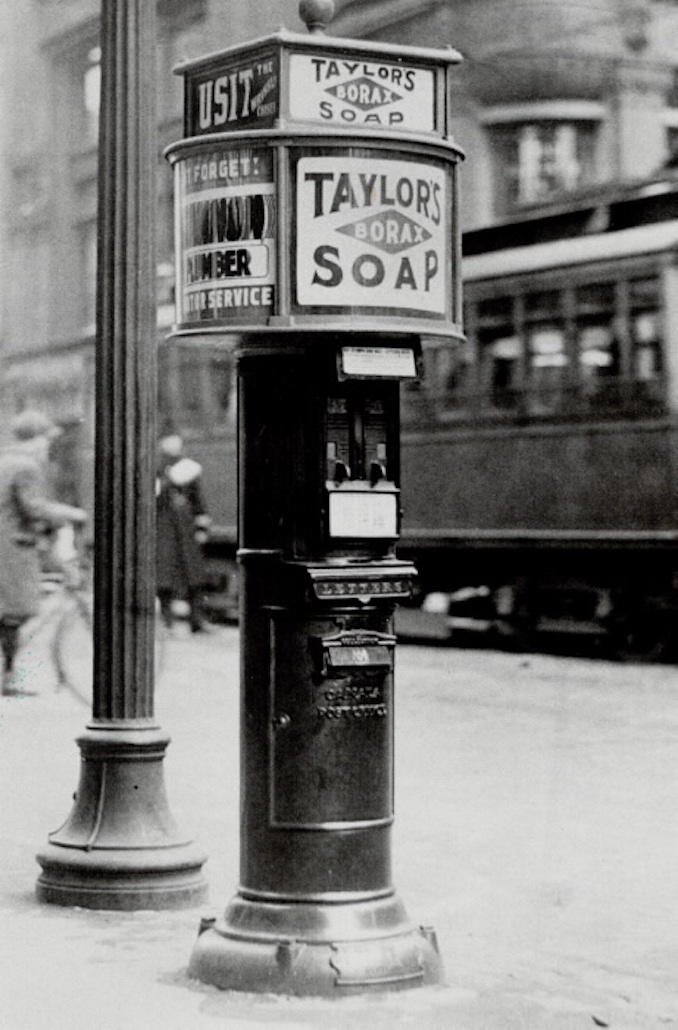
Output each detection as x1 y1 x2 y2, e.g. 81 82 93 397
299 0 335 34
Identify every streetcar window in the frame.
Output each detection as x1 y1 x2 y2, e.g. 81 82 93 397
476 296 521 411
629 276 659 307
524 290 559 318
478 297 512 322
579 325 617 373
460 273 665 422
575 283 619 404
527 328 568 413
575 282 615 315
482 333 521 410
525 292 567 413
439 342 473 409
629 277 662 390
633 312 661 380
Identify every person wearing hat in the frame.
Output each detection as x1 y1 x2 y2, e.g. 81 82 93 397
156 432 211 632
0 410 87 696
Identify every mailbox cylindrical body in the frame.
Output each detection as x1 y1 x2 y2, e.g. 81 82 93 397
237 342 401 903
189 338 442 992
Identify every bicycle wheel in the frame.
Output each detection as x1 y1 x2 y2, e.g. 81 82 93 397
54 595 168 704
53 593 93 705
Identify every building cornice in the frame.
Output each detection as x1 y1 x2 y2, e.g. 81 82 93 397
332 0 445 39
479 100 607 125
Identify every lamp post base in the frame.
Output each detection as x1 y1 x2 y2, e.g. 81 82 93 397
188 891 444 995
35 725 208 910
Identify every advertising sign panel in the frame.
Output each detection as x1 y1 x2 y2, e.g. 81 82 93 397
185 50 280 136
295 153 450 319
288 53 436 132
174 146 276 327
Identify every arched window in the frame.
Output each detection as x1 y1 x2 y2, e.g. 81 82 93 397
481 102 603 214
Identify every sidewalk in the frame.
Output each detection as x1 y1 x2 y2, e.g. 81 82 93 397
1 624 678 1029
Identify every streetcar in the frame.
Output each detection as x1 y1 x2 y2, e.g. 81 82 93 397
396 170 678 659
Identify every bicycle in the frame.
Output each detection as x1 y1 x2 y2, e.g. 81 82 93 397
11 526 167 705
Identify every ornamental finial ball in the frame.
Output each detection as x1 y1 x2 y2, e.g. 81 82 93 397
299 0 335 34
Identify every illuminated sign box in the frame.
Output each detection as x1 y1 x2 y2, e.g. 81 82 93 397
168 140 460 336
168 29 464 340
179 30 461 139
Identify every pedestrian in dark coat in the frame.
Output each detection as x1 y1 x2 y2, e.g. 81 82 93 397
156 433 211 632
0 410 87 695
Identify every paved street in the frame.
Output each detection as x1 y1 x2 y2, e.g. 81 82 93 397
1 622 678 1028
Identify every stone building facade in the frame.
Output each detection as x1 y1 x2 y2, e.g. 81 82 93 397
0 0 677 449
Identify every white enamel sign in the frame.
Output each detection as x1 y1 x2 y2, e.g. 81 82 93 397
289 53 436 132
296 155 448 317
329 491 398 539
341 346 417 378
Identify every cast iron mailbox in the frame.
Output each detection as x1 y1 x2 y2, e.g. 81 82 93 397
167 2 463 996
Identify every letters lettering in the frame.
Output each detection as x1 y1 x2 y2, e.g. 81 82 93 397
304 171 441 225
198 68 255 130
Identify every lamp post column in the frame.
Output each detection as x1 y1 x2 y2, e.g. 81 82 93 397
36 0 207 910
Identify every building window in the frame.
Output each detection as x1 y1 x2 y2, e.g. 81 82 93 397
493 121 597 211
83 46 101 145
80 222 98 332
667 125 678 164
48 29 102 155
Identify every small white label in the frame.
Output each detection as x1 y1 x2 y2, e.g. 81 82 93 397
329 492 397 538
342 346 417 378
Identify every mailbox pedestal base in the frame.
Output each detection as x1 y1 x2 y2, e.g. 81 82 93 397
189 891 443 995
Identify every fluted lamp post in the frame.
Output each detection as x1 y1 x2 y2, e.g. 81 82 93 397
35 0 207 909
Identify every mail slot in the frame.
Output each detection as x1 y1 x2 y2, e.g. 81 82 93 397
327 644 390 668
312 629 396 678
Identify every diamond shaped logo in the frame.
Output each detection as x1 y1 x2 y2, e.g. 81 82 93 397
325 77 402 111
336 210 432 255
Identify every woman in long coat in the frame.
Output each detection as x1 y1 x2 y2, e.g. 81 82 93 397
156 434 211 632
0 410 87 695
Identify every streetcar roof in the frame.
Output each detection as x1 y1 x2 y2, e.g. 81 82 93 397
462 219 678 282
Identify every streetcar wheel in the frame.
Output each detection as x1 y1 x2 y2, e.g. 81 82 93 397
492 618 535 654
